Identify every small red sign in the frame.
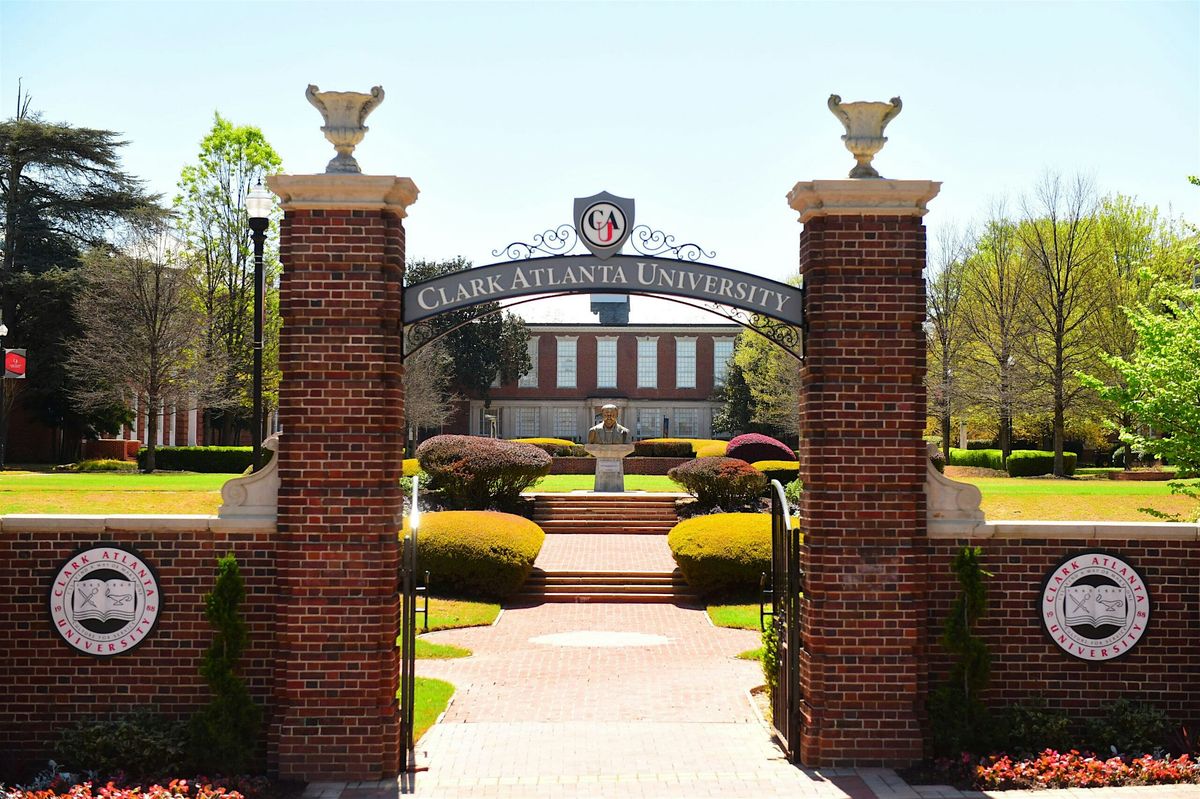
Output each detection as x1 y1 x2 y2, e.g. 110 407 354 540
5 349 27 378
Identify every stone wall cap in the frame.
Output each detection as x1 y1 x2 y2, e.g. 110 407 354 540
928 519 1200 541
787 178 941 223
0 514 275 535
267 174 419 216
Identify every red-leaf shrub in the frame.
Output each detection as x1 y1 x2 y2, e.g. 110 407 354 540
726 433 796 464
416 435 551 511
975 750 1200 790
668 457 767 511
4 781 247 799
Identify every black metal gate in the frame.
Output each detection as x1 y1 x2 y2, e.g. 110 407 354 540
399 480 420 771
766 479 802 761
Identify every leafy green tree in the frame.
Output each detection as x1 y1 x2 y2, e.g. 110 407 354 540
404 257 531 409
730 330 801 438
175 113 282 445
0 85 158 463
712 356 755 436
926 228 972 459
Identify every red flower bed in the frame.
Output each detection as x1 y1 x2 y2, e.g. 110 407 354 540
5 781 246 799
976 750 1200 790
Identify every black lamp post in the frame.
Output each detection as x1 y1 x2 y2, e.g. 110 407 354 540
246 181 273 471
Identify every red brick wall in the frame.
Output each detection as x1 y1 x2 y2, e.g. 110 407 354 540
0 521 277 778
924 537 1200 726
797 214 928 766
273 207 405 780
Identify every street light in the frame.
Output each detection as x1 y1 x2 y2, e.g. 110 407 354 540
246 180 274 472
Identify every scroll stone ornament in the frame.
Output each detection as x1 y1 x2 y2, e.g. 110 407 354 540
305 84 385 174
926 443 986 535
827 94 903 179
217 433 281 518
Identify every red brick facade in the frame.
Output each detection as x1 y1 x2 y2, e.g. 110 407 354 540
796 212 929 766
272 202 407 780
0 519 277 778
925 537 1200 724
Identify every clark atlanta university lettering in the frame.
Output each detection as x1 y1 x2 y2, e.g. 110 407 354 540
49 544 162 657
1039 551 1150 663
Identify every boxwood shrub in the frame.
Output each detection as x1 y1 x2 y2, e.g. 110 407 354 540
417 435 551 511
1007 450 1077 477
511 437 589 457
639 438 729 456
668 457 767 511
136 446 261 473
633 439 694 457
405 510 544 599
948 448 1005 471
751 460 800 485
667 513 772 598
695 441 728 458
726 433 796 464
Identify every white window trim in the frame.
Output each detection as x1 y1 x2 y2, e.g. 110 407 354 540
637 336 658 389
556 336 578 388
596 336 618 389
713 336 736 386
518 337 539 388
675 336 697 389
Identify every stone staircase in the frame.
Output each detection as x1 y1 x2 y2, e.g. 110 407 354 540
512 568 699 605
531 493 680 536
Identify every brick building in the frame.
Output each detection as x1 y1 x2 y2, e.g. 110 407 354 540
452 321 740 441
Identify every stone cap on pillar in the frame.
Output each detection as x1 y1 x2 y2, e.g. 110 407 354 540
787 179 940 224
266 174 419 217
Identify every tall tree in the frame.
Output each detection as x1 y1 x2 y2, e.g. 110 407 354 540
403 338 460 448
66 216 219 471
0 84 158 464
926 227 971 458
1016 173 1106 476
404 258 531 408
959 207 1039 460
175 113 282 445
729 330 801 438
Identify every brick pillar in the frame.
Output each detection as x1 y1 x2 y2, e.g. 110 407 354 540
788 179 940 766
265 174 418 781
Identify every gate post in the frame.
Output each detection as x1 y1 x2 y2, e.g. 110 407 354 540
265 174 418 780
788 179 939 766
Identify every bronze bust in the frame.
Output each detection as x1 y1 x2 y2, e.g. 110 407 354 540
587 404 631 444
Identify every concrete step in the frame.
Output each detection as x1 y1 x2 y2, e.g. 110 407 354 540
508 592 700 605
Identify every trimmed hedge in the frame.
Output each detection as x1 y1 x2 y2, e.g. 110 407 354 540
136 446 260 473
633 440 694 457
1008 450 1077 477
726 433 796 464
417 435 551 511
668 513 772 597
948 448 1005 471
512 437 589 457
695 441 728 458
405 510 545 599
639 438 729 456
668 457 767 511
751 460 800 485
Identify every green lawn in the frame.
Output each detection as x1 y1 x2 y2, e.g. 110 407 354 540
414 638 471 659
406 677 454 740
737 647 764 661
708 603 767 631
965 476 1199 521
530 474 681 493
424 596 501 631
0 470 235 514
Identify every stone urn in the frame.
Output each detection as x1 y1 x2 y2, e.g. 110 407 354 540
827 94 903 178
305 84 385 174
584 443 635 493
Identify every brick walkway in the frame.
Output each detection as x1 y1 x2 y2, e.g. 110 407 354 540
533 534 678 573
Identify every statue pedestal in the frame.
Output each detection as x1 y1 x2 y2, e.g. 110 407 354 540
584 444 635 492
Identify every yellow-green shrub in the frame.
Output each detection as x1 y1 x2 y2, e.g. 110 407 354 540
752 460 800 484
510 437 588 456
402 458 421 477
695 441 729 458
668 513 772 598
641 438 728 456
403 511 545 599
511 437 575 447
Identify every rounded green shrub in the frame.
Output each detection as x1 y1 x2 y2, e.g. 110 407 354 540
1007 450 1078 477
726 433 796 464
416 434 551 510
751 459 799 484
668 457 768 511
405 510 545 599
948 448 1005 471
512 437 589 457
668 513 772 597
137 446 262 473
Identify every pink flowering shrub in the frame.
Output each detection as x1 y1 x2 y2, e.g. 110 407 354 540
4 781 246 799
725 433 795 465
976 750 1200 790
416 435 551 511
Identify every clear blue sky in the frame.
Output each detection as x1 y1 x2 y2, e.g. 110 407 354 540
3 1 1197 322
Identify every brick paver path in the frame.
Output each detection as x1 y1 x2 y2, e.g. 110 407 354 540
533 533 678 573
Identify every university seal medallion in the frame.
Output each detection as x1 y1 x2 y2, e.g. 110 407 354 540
49 544 162 657
1039 551 1150 662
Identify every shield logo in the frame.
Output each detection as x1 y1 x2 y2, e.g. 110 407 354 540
574 191 635 260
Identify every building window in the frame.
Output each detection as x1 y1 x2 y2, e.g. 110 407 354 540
556 336 577 388
518 337 539 388
636 407 662 439
713 337 735 386
674 408 699 438
637 337 658 388
514 407 539 437
553 407 577 439
596 337 618 388
675 337 696 389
